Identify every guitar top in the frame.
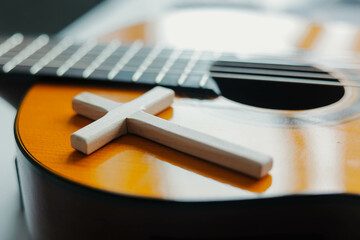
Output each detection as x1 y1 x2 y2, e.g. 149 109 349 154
7 8 360 239
5 30 360 201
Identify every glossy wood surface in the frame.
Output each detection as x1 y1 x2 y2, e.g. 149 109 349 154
15 77 360 201
15 8 360 202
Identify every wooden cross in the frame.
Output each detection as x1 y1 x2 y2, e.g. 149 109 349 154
71 86 273 178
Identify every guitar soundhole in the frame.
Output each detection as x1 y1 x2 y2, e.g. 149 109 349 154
211 61 345 110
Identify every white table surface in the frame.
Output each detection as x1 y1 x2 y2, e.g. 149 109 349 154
2 1 360 239
0 1 166 239
0 98 29 240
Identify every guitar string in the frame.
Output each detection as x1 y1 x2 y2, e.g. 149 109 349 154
2 38 360 88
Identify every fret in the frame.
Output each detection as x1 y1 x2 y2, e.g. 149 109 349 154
17 59 40 67
3 34 49 73
37 66 60 75
90 62 210 77
123 56 146 68
201 75 220 94
0 33 24 57
107 46 130 57
155 49 182 84
87 69 109 80
116 66 203 75
96 51 128 70
62 44 81 51
16 46 59 72
158 73 182 87
1 34 342 97
171 58 189 70
157 48 173 58
100 66 136 73
52 52 79 62
95 62 116 71
107 41 143 80
86 45 107 55
132 46 162 82
147 56 167 70
83 40 121 78
56 40 97 76
134 47 152 57
42 60 70 68
136 72 158 84
111 71 136 82
69 62 94 70
71 52 100 69
181 74 204 88
177 51 202 86
104 55 123 63
0 35 224 95
30 37 73 74
99 62 333 81
62 68 86 78
192 59 213 71
68 47 108 63
32 42 60 54
199 72 210 88
200 52 221 88
20 41 59 58
2 39 34 58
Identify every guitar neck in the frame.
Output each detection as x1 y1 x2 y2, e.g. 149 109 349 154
0 34 334 99
0 34 226 95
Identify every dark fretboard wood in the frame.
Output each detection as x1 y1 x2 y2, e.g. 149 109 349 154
0 34 341 96
0 34 221 95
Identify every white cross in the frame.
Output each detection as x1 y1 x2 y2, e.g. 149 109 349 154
71 86 273 178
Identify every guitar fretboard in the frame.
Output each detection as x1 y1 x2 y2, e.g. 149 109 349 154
0 34 338 95
0 34 226 95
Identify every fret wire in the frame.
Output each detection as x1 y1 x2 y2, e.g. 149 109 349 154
177 51 202 86
40 59 71 68
155 49 183 84
3 34 49 73
25 52 212 61
10 47 215 69
56 40 97 76
0 33 24 58
132 46 162 82
61 63 355 88
107 41 143 80
30 37 73 74
4 35 354 90
200 52 221 87
83 40 121 78
27 49 77 59
54 66 178 73
96 65 209 75
199 72 210 87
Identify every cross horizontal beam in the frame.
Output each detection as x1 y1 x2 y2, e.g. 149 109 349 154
71 87 273 178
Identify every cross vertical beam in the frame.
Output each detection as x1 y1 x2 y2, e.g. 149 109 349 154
71 87 273 178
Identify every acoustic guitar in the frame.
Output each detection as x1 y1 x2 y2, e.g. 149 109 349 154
3 8 360 240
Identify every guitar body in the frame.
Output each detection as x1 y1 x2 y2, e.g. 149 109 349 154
11 8 360 240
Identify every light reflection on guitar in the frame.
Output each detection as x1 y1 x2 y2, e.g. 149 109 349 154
5 7 360 240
